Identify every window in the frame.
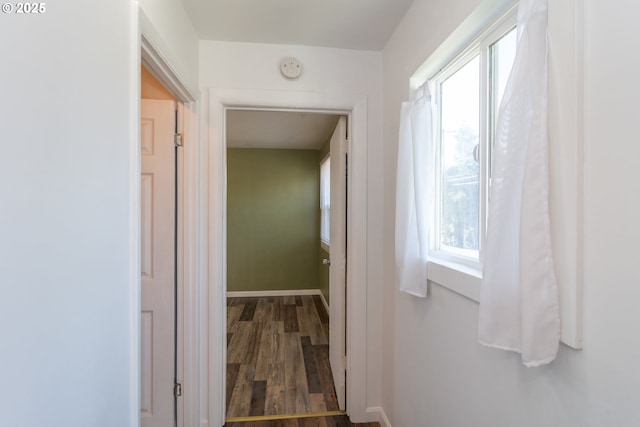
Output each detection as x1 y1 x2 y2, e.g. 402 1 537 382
430 14 517 269
320 155 330 248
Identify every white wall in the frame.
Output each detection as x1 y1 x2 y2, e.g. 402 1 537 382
0 2 138 426
382 0 640 426
0 1 201 426
139 0 199 93
199 40 385 418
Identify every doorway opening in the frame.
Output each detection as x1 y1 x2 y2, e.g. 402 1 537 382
209 88 369 426
140 64 182 427
224 109 349 422
136 30 197 427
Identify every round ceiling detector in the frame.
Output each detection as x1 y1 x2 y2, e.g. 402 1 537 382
280 57 302 79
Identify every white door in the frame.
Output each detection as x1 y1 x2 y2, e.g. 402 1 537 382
329 116 348 410
140 99 176 427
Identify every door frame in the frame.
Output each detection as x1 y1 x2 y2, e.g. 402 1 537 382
206 88 369 425
136 10 201 427
224 107 349 413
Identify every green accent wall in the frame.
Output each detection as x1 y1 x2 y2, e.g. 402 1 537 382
227 148 320 292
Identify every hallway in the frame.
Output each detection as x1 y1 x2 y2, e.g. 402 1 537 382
227 295 340 419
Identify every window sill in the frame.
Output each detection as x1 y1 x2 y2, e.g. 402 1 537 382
427 259 481 302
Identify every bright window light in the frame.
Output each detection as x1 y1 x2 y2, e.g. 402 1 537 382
320 156 330 246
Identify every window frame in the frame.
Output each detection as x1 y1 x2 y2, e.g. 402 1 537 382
319 153 331 252
431 47 484 270
415 4 518 301
430 14 516 272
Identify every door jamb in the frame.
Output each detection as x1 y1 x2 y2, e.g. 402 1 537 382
137 15 201 427
207 88 369 425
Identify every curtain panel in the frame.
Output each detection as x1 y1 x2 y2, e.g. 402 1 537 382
395 85 434 298
478 0 561 367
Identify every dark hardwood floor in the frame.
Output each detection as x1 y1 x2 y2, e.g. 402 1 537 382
224 414 379 427
227 295 339 419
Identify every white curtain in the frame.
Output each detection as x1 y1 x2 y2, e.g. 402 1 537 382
478 0 560 367
395 84 434 298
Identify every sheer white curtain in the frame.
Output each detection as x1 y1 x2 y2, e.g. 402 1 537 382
478 0 560 367
395 84 434 298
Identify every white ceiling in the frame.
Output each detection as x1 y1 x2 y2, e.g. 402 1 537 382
187 1 411 147
226 110 342 150
181 0 414 51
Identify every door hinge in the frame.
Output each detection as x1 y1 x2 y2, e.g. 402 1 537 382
174 382 182 397
343 137 349 154
174 133 183 147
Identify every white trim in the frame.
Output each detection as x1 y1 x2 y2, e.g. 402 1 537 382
175 103 185 427
128 4 141 427
178 101 201 427
547 0 584 349
197 91 211 427
208 89 227 427
227 289 325 298
366 407 393 427
319 291 330 313
208 87 369 423
344 97 368 421
427 260 481 302
139 11 198 103
138 7 203 427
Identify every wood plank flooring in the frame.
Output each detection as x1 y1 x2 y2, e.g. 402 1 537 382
227 296 338 419
224 415 379 427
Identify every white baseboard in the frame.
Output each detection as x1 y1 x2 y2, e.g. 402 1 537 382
227 289 322 298
319 291 330 313
366 406 392 427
